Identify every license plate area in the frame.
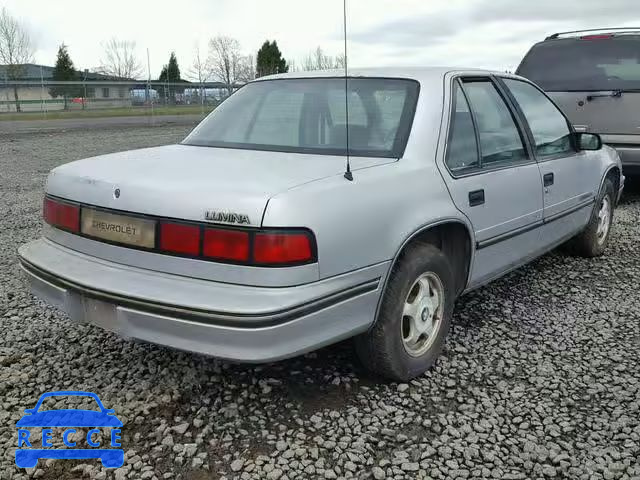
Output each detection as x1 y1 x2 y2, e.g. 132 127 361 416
81 208 156 248
82 297 117 330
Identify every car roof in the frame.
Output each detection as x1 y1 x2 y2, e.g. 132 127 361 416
543 27 640 41
255 66 509 84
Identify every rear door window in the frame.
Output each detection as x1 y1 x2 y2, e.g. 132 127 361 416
446 83 480 173
503 79 574 159
461 80 529 168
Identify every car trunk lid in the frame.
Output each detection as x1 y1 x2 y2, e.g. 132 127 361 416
43 144 394 286
46 144 392 227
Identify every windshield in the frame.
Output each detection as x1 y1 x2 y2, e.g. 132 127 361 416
517 36 640 91
183 78 419 158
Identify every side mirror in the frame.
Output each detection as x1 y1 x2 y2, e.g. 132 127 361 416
576 132 602 151
23 408 35 414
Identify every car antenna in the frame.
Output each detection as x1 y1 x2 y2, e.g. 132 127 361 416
342 0 354 181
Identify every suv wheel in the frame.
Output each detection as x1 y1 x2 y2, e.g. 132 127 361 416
566 178 615 257
355 243 455 381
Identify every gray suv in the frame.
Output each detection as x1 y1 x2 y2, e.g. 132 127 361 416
19 68 623 381
517 28 640 175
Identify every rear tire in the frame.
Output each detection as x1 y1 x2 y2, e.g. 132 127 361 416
355 243 455 381
565 178 615 258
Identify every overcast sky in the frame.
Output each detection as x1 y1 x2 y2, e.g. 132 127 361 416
3 0 639 78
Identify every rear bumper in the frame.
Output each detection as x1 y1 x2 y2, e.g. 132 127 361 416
18 239 386 362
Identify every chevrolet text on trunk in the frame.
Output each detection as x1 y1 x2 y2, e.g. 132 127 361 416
19 68 623 380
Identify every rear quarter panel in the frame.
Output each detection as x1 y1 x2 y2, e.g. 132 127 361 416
263 159 468 279
263 73 474 280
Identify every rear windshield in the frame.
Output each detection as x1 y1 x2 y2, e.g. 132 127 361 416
183 78 419 158
517 36 640 91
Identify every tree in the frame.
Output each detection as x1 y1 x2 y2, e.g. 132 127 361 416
237 54 256 84
188 46 209 83
187 45 211 103
256 40 288 78
158 52 182 103
49 44 81 110
302 47 346 71
98 38 143 79
188 45 210 105
207 36 248 96
0 7 34 112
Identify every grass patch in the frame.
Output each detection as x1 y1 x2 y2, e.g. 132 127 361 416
0 105 214 121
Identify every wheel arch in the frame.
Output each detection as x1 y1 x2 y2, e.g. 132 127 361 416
602 165 621 201
597 145 622 203
372 218 475 328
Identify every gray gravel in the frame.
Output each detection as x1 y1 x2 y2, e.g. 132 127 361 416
1 126 639 480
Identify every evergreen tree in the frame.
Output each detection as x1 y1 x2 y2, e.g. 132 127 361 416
49 44 81 109
158 52 183 104
256 41 288 78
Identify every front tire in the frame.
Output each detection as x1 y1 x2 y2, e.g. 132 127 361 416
355 243 455 381
566 178 615 258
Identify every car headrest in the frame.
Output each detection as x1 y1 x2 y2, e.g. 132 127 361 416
330 124 371 149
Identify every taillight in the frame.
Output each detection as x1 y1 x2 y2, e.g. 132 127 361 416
203 228 250 262
580 34 613 40
43 197 80 232
159 222 200 256
42 196 316 266
253 232 313 265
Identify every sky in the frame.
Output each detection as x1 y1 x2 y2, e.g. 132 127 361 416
3 0 639 79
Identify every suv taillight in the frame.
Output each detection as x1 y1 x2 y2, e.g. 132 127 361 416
580 34 613 40
43 197 80 232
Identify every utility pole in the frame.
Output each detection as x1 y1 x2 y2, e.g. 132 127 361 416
40 66 47 118
83 69 88 110
4 71 10 112
147 48 154 121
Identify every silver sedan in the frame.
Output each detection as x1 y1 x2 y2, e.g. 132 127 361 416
19 67 623 380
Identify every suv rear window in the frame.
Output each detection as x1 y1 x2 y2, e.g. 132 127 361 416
184 78 419 158
517 36 640 91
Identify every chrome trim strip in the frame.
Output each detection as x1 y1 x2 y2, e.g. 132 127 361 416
543 197 595 224
476 197 594 250
21 259 380 329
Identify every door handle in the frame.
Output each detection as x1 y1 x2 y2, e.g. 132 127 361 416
543 172 554 187
468 189 485 207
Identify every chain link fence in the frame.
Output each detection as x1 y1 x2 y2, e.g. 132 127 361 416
0 80 235 119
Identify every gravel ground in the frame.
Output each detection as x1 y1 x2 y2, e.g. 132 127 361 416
1 126 639 480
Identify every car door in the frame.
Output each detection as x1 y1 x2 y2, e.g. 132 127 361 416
441 77 544 288
499 78 601 246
